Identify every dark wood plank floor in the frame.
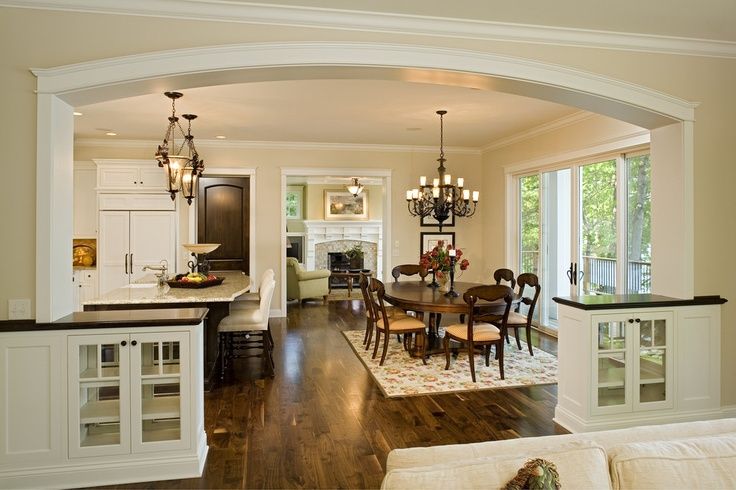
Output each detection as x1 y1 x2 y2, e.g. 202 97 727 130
100 299 562 489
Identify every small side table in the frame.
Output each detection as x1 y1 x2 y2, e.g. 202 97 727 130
329 270 373 297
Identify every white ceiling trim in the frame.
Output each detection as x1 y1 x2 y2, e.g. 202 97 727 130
32 42 697 126
74 137 481 154
5 0 736 58
481 110 594 152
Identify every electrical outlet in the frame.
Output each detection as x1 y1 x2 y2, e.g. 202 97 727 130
8 299 31 320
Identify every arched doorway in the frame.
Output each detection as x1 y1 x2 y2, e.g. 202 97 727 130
33 42 695 321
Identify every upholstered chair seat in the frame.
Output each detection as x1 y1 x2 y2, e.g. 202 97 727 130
444 323 500 342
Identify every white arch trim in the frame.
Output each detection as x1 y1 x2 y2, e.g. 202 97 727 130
32 42 696 127
34 41 696 321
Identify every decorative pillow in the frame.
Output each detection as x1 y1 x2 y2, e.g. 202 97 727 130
381 440 611 490
505 458 561 490
608 433 736 490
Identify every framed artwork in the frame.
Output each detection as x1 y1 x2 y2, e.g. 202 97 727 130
324 190 368 220
285 185 303 220
420 212 455 228
420 231 455 255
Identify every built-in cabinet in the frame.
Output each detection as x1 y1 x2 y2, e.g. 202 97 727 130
98 208 177 294
0 314 206 489
98 165 167 191
554 295 725 433
72 269 98 312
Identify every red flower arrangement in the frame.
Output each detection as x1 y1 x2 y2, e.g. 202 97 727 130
419 240 470 279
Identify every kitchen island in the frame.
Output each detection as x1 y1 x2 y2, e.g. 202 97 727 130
84 270 250 389
0 308 208 488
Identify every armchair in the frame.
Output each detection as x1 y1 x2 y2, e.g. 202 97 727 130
286 257 331 304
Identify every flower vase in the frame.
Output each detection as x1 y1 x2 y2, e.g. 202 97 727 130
437 274 450 293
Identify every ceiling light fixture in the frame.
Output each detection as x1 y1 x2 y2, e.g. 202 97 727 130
154 91 205 205
105 131 117 136
73 111 83 116
215 135 226 139
346 177 364 197
405 110 479 231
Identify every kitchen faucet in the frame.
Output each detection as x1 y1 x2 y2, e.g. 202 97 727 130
142 260 169 287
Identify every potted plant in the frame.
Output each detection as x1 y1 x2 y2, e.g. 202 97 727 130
344 244 365 269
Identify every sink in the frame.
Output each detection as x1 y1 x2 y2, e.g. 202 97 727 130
124 283 157 289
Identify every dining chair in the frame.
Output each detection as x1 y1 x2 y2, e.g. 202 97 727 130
493 268 517 290
391 264 429 282
443 284 513 382
359 273 408 350
217 277 276 378
366 277 428 366
492 273 541 356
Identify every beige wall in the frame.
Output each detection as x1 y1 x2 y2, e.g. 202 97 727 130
1 6 734 403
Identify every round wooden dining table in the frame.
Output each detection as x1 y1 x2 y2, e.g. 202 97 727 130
382 281 518 355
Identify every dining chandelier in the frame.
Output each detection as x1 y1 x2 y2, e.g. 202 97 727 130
405 110 479 231
154 91 205 205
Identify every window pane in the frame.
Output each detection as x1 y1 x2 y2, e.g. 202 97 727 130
626 154 651 293
580 160 617 295
519 175 540 275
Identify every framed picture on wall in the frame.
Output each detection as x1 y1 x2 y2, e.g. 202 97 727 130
420 231 455 255
285 185 304 220
420 212 455 228
324 190 368 220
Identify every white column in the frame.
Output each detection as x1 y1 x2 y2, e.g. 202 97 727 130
36 94 74 322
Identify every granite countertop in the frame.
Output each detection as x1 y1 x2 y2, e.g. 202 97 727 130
84 270 251 306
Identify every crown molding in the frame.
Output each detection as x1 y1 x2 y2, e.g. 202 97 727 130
5 0 736 58
482 111 595 152
74 138 482 154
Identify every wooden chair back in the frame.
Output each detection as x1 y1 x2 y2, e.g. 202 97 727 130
359 273 375 320
493 268 516 290
516 273 541 323
391 264 429 282
365 277 391 325
462 285 514 342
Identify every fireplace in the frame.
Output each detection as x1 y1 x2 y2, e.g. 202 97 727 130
304 220 383 279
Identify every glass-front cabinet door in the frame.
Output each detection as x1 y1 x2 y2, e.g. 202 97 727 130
593 315 630 414
130 332 190 452
592 311 673 415
68 334 131 458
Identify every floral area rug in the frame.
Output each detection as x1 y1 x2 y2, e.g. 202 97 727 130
342 329 558 397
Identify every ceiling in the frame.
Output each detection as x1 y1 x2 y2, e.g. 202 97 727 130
74 79 582 148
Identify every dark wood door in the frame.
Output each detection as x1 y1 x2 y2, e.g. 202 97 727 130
197 176 250 273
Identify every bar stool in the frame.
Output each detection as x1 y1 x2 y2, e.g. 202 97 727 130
231 268 275 307
218 277 276 378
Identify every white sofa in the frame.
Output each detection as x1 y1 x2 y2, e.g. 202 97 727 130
382 418 736 489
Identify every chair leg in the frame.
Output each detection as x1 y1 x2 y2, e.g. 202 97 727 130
468 340 476 383
365 322 374 351
484 345 491 367
323 295 328 305
363 317 371 346
380 329 390 366
514 326 522 350
444 334 451 370
420 331 427 366
219 333 226 380
372 329 381 359
526 325 534 356
497 340 505 380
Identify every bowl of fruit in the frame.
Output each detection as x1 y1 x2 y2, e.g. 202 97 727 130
167 272 225 288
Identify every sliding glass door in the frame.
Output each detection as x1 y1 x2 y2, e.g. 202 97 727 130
516 151 651 332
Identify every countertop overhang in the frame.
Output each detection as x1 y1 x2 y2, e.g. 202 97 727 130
553 294 727 310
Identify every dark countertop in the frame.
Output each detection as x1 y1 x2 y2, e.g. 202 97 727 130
553 294 727 311
0 308 209 332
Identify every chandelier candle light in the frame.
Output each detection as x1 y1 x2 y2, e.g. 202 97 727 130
406 110 479 231
154 91 205 205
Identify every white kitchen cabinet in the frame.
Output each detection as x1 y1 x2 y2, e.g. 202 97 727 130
554 295 724 433
99 211 177 295
73 269 98 311
98 164 167 191
68 331 190 458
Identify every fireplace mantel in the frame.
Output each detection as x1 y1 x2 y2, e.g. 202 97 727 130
303 220 383 278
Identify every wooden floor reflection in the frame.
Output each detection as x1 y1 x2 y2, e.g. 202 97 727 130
101 299 561 489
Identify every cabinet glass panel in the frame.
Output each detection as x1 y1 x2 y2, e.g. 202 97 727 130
598 320 626 350
597 352 626 406
639 318 667 403
139 341 181 443
77 343 121 447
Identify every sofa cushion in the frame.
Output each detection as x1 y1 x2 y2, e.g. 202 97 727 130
381 441 611 490
608 434 736 490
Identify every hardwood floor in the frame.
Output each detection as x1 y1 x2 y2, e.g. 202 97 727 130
102 300 561 489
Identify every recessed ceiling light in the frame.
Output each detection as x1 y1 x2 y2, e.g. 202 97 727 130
105 132 117 136
73 111 83 116
215 135 226 139
406 127 422 131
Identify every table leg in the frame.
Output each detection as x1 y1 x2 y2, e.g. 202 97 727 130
347 277 353 297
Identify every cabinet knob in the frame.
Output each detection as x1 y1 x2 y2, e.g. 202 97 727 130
131 340 138 346
121 340 127 346
628 318 634 323
134 181 138 184
635 318 641 323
